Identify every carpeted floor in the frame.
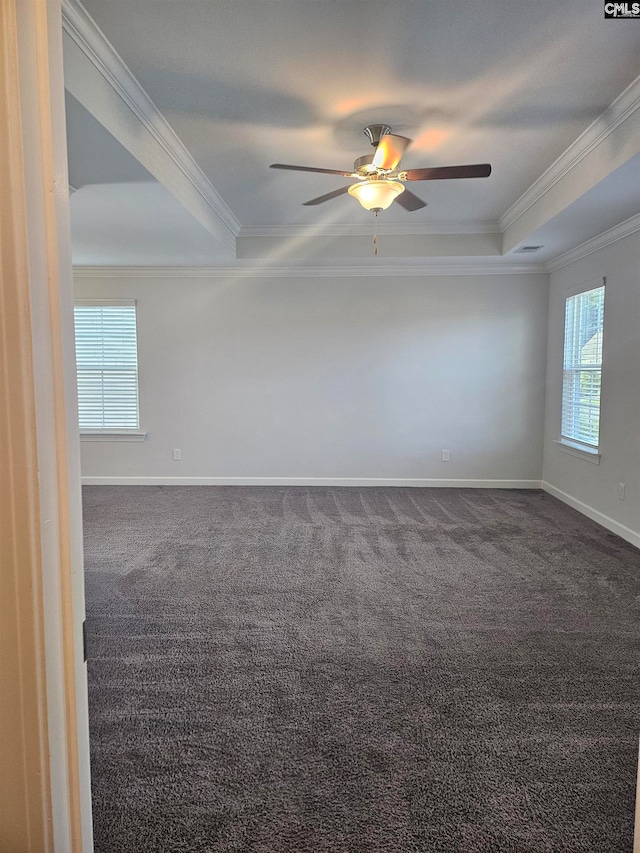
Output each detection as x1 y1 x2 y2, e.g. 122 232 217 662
82 486 640 852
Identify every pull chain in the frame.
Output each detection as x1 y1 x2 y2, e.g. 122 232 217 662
373 210 378 256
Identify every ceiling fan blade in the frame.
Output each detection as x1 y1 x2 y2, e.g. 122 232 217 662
270 163 355 177
302 185 352 206
403 163 492 181
372 134 411 171
394 188 427 211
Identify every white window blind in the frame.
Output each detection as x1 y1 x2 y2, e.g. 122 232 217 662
561 284 605 448
74 300 140 431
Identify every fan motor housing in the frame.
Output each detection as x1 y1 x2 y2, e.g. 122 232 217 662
353 153 377 174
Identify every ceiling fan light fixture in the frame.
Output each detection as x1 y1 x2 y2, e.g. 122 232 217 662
348 179 405 211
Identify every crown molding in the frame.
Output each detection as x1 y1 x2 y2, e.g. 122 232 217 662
73 260 546 278
240 220 500 238
546 212 640 272
61 0 241 246
499 72 640 232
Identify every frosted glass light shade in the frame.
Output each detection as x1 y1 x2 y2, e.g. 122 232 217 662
348 179 405 211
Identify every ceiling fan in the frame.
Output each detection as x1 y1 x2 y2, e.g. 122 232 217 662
270 124 491 213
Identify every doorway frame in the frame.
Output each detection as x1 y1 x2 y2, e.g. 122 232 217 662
0 0 92 849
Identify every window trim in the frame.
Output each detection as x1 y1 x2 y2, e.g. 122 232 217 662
559 277 605 454
554 438 601 464
79 430 147 442
74 298 143 437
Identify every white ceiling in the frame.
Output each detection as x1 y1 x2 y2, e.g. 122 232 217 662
66 94 235 265
64 0 640 266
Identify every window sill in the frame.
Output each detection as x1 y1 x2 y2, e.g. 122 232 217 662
554 438 600 464
80 431 147 442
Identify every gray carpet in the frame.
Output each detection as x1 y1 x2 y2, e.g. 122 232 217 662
82 486 640 852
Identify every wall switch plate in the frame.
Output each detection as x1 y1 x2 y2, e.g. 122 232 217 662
173 448 182 461
441 449 450 461
618 483 625 500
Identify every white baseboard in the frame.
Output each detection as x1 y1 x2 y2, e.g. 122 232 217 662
81 476 542 489
635 736 640 853
542 481 640 549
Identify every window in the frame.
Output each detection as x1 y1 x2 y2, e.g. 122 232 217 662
561 283 605 450
74 300 141 433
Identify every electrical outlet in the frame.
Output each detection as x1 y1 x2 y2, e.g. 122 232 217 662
441 449 450 462
173 448 182 461
618 482 625 500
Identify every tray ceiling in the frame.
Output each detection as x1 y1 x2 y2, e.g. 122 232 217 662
64 0 640 265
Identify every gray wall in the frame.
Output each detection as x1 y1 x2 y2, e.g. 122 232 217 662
76 271 549 485
542 231 640 545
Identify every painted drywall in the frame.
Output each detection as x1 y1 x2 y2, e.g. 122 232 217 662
542 231 640 545
237 232 502 260
75 271 549 484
